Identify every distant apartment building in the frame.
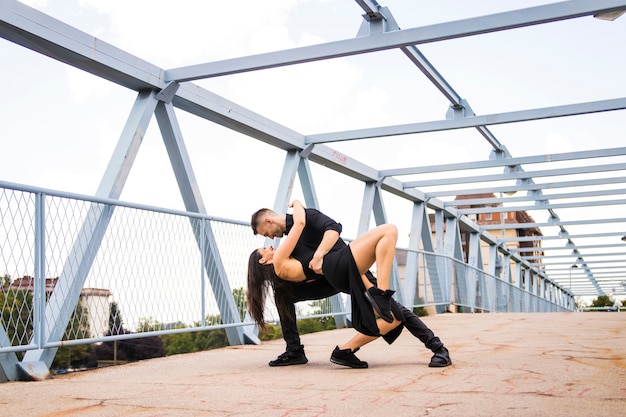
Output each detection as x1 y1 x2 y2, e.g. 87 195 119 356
429 193 544 277
8 276 112 339
454 193 543 266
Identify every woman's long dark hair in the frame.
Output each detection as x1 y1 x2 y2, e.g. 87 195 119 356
247 249 295 330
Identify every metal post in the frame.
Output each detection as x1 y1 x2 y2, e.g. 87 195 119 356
569 264 578 309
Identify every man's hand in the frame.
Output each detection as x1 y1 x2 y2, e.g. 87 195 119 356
309 254 324 274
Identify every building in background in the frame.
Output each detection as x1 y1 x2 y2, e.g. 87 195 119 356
8 276 112 339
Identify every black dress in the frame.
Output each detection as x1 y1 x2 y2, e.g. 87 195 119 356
295 245 402 338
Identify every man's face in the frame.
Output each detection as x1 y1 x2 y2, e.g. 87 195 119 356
255 219 285 239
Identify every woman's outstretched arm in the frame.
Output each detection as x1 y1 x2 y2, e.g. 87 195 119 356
273 200 306 274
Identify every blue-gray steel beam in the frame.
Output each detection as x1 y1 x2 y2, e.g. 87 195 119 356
0 0 619 237
358 183 404 301
174 84 436 215
537 259 626 268
0 327 18 382
297 158 319 210
353 0 608 258
164 0 626 82
580 274 626 279
155 102 205 213
0 1 305 154
154 101 247 346
445 217 465 307
355 2 505 153
429 211 448 313
523 253 625 260
97 91 160 198
457 199 626 215
384 147 626 177
358 182 377 235
511 243 625 251
371 184 389 227
307 98 626 144
359 7 505 155
0 0 553 265
467 232 483 312
354 0 383 20
356 2 464 105
0 0 592 306
0 1 162 91
412 203 443 308
480 217 626 230
22 91 159 370
273 150 301 213
405 161 626 188
505 231 626 242
446 189 626 207
574 265 604 295
357 181 401 298
298 156 350 329
404 202 426 306
273 152 350 328
425 176 626 198
33 192 45 349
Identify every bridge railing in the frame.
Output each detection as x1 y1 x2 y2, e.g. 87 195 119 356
1 181 567 357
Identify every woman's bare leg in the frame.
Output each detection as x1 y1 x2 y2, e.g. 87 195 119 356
348 224 398 291
338 317 402 351
361 274 374 290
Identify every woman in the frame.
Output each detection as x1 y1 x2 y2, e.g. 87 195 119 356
247 200 406 367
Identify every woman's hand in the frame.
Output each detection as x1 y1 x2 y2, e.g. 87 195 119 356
290 200 305 226
272 200 307 279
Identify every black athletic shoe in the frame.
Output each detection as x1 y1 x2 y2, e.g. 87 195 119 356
428 346 452 368
364 287 395 323
330 346 368 369
269 348 308 367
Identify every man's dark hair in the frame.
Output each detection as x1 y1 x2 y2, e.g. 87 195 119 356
250 208 272 235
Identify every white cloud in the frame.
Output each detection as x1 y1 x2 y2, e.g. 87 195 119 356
18 0 48 7
543 133 571 155
65 66 114 102
75 0 299 66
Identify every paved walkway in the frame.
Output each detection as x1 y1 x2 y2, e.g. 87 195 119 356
1 312 625 417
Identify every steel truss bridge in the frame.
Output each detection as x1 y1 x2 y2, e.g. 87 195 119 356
1 0 625 381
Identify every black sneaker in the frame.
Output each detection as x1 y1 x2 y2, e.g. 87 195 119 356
428 346 452 368
268 348 308 367
364 287 395 323
330 346 368 369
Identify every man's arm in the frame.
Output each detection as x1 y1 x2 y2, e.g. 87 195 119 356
304 209 344 274
309 230 339 273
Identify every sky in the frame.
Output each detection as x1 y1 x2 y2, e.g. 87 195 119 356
2 0 626 250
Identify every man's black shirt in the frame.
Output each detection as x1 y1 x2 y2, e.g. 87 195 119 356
285 208 346 261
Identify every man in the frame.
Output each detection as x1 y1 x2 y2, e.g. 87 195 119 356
250 206 451 368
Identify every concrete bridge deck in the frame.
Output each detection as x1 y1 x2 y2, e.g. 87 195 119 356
2 312 625 417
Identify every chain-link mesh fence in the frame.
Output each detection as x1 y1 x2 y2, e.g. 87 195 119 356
1 182 567 356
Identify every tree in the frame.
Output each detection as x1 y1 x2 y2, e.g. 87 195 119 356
109 301 124 335
159 316 228 356
0 274 93 369
1 273 11 289
590 295 614 308
297 317 336 334
0 285 33 351
232 287 247 321
52 300 93 371
258 323 282 341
